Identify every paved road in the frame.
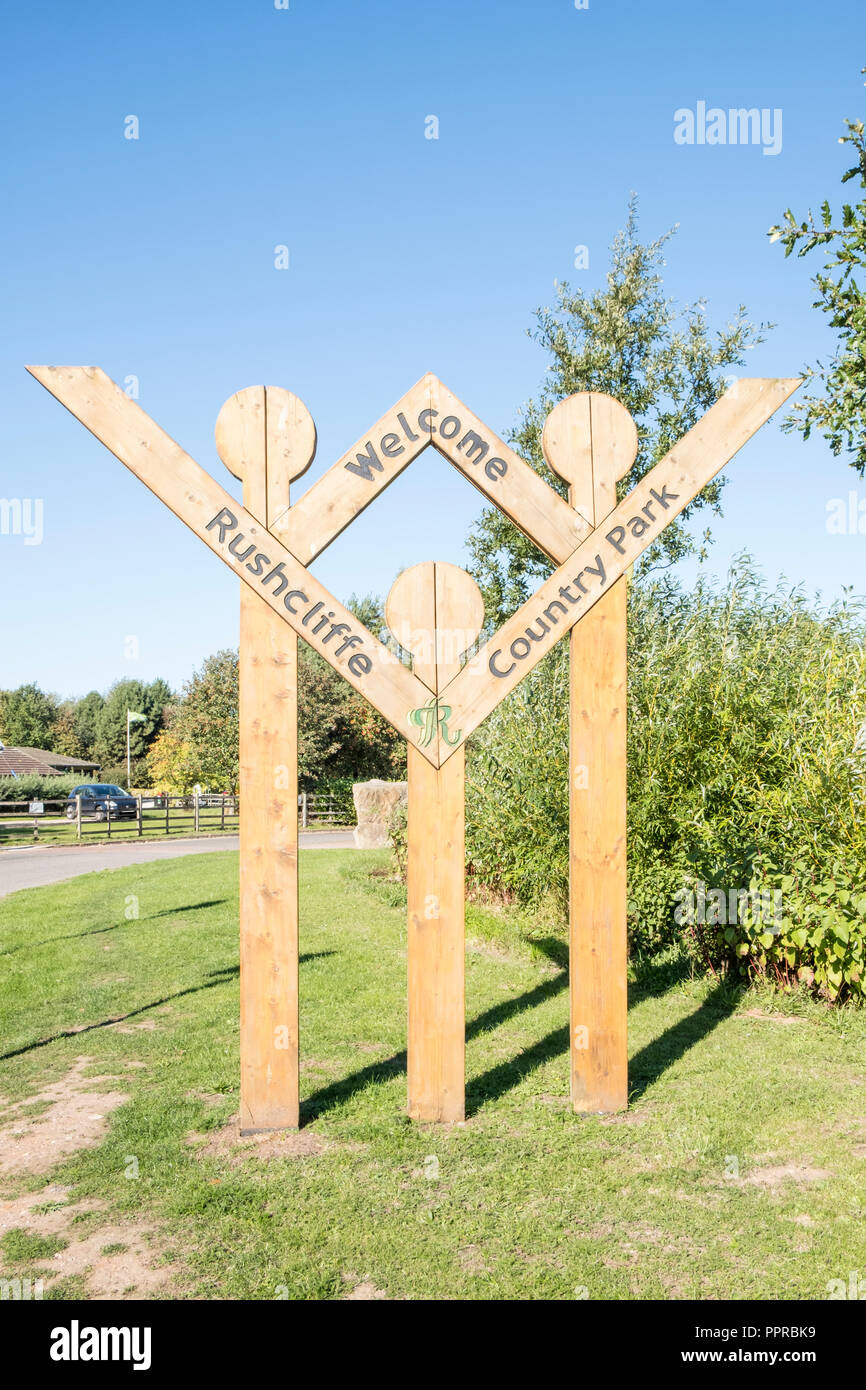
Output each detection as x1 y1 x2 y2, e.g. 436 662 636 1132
0 831 357 898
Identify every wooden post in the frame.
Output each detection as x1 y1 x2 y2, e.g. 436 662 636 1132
386 562 484 1123
543 394 639 1113
137 795 142 838
215 386 316 1133
76 793 81 842
29 365 802 1125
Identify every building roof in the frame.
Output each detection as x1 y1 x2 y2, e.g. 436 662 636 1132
0 747 100 777
0 748 58 777
16 747 101 770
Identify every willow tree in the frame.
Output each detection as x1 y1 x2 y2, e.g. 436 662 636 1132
468 200 769 625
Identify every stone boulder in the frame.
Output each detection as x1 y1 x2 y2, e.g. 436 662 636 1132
352 779 408 849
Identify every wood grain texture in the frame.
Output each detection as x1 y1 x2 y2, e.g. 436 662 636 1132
568 578 628 1113
386 562 437 687
437 377 803 759
237 585 300 1132
216 386 317 1133
215 384 317 539
407 744 466 1123
386 560 485 693
433 562 486 684
545 392 637 1114
281 375 589 568
27 366 438 760
392 563 483 1123
542 392 639 526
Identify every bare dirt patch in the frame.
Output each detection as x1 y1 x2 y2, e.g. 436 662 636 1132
45 1222 174 1299
570 1221 615 1240
0 1057 128 1177
466 937 514 962
0 1184 177 1299
300 1057 337 1074
457 1243 492 1275
187 1118 330 1166
745 1163 833 1188
342 1276 388 1300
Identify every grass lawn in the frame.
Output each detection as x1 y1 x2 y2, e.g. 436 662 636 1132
1 848 865 1301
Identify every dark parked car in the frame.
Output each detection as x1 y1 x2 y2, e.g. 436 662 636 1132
66 784 138 821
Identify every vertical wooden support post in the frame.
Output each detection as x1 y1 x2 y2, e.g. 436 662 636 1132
216 386 316 1133
386 562 484 1123
406 745 465 1122
543 394 639 1113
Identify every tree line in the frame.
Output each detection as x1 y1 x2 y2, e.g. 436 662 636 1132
0 596 405 794
0 679 171 786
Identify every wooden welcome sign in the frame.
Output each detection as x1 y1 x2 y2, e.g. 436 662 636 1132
28 366 800 1129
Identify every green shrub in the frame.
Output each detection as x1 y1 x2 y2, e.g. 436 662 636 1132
466 651 570 908
0 773 80 802
460 558 866 994
311 779 356 824
683 850 866 1003
387 799 408 877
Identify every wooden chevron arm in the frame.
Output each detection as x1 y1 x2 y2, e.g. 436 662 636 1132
438 376 803 756
26 365 438 761
430 378 592 562
283 374 591 568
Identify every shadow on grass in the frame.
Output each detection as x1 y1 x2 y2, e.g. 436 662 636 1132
630 949 693 1000
302 955 571 1124
628 976 746 1103
145 899 228 921
0 899 231 956
302 944 743 1122
0 952 335 1061
0 922 122 956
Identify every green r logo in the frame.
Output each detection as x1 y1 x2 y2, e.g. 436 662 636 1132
408 697 462 748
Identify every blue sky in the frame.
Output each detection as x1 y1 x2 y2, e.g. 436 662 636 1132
2 0 864 698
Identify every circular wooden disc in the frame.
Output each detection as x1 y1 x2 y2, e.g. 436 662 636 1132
386 561 484 687
215 385 316 485
542 392 638 523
